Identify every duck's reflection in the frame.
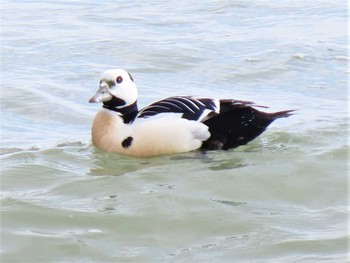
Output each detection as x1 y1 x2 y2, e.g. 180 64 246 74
88 144 251 176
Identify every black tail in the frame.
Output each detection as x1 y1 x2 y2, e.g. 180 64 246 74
267 109 295 119
201 105 295 150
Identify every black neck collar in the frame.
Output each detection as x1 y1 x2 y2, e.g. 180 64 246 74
103 101 139 124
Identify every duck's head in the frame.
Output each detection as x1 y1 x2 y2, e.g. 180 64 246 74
89 69 138 110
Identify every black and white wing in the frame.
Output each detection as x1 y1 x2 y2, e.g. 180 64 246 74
137 96 220 121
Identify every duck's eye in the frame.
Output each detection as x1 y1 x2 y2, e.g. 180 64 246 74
116 76 123 84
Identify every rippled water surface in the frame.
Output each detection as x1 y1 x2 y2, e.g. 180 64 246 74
1 1 348 262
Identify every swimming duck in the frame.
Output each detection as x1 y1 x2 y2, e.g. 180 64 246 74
89 69 293 157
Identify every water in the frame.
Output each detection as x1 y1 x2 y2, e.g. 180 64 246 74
1 0 348 262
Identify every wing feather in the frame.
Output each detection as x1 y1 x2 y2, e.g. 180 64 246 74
137 96 219 121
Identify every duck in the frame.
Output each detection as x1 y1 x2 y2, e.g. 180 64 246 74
89 69 293 158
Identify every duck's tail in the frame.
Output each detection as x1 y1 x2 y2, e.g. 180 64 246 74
201 107 295 151
267 109 296 119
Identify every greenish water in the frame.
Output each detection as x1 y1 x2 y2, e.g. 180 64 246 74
1 0 348 262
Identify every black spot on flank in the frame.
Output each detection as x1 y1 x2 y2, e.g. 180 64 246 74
122 136 133 149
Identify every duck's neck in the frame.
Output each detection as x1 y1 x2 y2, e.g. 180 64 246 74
103 101 138 124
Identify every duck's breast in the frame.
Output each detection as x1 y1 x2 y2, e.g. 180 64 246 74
91 110 210 157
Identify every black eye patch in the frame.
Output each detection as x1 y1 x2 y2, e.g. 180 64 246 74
116 76 123 84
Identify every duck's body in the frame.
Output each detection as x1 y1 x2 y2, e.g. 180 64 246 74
91 107 209 157
89 69 293 158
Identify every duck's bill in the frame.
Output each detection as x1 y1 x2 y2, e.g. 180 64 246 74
89 84 112 103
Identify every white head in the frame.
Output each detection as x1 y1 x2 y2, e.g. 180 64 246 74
89 69 138 109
